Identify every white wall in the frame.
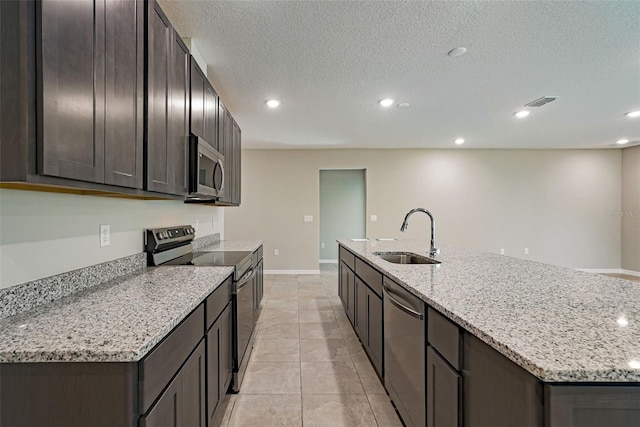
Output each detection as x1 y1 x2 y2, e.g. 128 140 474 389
0 189 224 289
622 145 640 271
225 149 622 271
319 169 366 260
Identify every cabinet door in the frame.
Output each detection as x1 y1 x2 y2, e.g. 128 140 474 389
207 322 221 422
168 32 189 196
219 304 233 395
146 1 188 196
217 101 234 204
368 289 383 377
427 346 460 427
190 60 205 139
182 341 206 427
104 0 143 188
346 268 356 325
339 262 347 308
141 375 182 427
355 277 367 342
231 120 241 205
39 0 105 183
204 82 219 150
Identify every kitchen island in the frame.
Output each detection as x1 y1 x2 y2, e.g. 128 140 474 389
338 239 640 427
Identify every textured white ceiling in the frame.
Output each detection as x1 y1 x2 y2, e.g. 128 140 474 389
159 0 640 149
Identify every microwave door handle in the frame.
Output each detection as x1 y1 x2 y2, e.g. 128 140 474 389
218 159 225 192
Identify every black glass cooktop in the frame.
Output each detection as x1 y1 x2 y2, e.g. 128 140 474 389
164 251 252 267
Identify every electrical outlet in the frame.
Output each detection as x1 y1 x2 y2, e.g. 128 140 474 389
303 215 313 223
321 242 325 249
100 224 110 247
274 249 279 256
524 248 529 255
195 219 199 231
500 248 505 255
370 215 377 222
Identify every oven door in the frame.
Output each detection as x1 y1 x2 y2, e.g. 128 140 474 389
188 135 224 200
232 266 256 392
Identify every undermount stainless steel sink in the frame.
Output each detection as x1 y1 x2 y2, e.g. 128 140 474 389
374 252 441 265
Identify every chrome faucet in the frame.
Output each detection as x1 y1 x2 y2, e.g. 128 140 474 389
400 208 440 257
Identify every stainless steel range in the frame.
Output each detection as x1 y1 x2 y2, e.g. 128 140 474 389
145 225 256 393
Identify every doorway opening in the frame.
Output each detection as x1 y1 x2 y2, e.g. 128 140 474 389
319 169 366 263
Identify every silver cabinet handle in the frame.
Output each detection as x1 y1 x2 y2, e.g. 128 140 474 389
383 285 424 320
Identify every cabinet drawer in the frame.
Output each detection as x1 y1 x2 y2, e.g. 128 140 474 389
339 246 356 271
355 258 382 297
427 307 461 370
206 275 233 330
139 304 205 413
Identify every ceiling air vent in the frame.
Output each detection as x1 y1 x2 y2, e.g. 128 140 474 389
525 96 557 107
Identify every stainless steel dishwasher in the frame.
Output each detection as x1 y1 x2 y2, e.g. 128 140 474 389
383 276 426 427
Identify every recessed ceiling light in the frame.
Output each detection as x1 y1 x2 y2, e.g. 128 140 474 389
379 98 395 107
514 111 530 118
266 99 281 108
617 316 629 327
397 103 410 108
626 111 640 118
448 47 467 57
616 139 630 145
454 138 465 145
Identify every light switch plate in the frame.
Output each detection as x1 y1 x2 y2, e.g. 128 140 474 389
303 215 313 222
370 215 377 222
100 224 110 247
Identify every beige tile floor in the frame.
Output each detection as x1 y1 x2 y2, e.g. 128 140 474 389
214 264 403 426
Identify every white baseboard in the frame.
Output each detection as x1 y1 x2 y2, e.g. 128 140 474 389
319 259 338 264
264 270 321 275
577 268 640 278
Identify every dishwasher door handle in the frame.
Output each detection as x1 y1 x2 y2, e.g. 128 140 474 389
237 268 255 290
383 285 424 320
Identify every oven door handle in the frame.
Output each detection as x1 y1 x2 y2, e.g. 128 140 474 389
236 268 255 290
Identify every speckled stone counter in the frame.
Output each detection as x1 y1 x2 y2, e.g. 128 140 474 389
199 239 263 253
0 266 233 363
338 239 640 383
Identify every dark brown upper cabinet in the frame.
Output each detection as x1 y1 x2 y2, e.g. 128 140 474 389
190 58 219 151
217 100 234 205
38 0 143 189
146 1 190 196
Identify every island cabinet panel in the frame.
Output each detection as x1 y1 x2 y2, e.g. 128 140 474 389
545 385 640 427
38 0 144 188
463 332 544 427
339 246 357 324
146 1 190 196
0 362 137 427
427 346 461 427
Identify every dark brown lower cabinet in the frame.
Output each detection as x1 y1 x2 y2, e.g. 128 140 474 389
207 303 233 423
354 277 383 376
141 340 206 427
339 261 356 324
427 346 460 427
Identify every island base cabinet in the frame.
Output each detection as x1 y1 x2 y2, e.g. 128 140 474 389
545 385 640 427
463 332 543 427
339 261 356 324
0 362 137 427
141 340 206 427
427 346 460 427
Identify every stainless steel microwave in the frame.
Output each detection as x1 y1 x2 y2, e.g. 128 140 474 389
188 135 224 201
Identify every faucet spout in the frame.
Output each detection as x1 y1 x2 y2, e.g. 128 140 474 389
400 208 439 257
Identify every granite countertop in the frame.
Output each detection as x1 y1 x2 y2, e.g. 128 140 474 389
338 239 640 383
0 266 234 363
199 239 263 253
